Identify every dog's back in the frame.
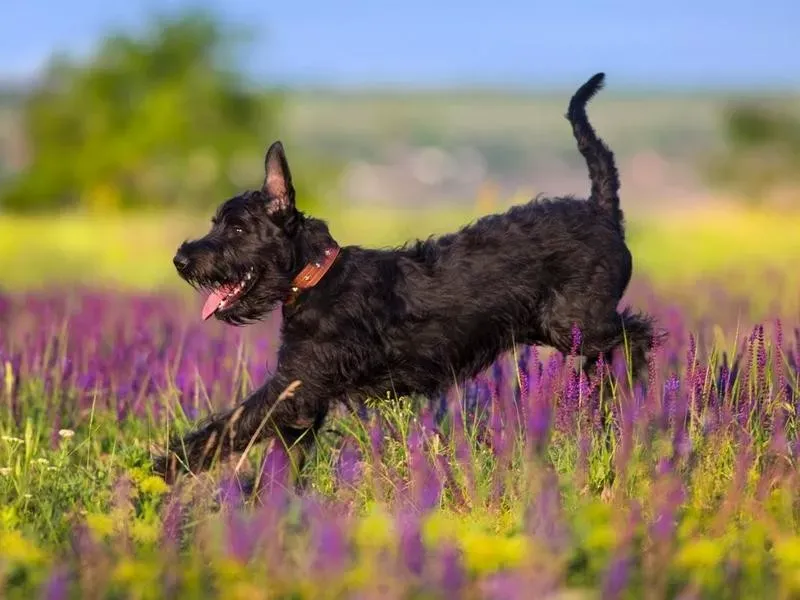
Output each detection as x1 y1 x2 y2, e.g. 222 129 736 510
320 73 640 395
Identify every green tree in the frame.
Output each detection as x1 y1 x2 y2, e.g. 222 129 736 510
706 102 800 207
1 11 287 213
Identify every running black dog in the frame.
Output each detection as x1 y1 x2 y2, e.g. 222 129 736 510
154 73 663 483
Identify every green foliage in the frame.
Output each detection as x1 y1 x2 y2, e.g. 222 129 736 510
707 102 800 206
0 11 288 213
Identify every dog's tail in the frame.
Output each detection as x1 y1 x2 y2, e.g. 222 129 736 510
566 73 623 233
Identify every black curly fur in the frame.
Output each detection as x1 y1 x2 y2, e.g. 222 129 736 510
154 72 665 483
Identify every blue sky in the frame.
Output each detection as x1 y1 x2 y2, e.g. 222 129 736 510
1 0 797 90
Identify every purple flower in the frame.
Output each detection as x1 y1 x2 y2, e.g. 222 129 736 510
437 545 464 596
161 494 183 548
775 319 787 402
686 332 697 380
312 517 348 574
489 394 508 460
369 415 384 461
407 427 442 512
571 323 583 357
41 566 70 600
218 475 245 508
225 510 261 563
650 479 685 544
397 512 425 575
481 572 530 600
526 470 568 553
336 439 363 488
257 443 292 516
602 552 631 599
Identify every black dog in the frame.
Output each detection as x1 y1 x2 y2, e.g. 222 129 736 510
154 73 663 483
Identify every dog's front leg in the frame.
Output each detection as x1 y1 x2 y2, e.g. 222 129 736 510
153 372 329 483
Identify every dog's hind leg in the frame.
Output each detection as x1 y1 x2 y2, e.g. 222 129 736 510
153 373 330 484
579 308 662 382
560 309 662 492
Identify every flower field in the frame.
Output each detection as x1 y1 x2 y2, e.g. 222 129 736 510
1 271 799 600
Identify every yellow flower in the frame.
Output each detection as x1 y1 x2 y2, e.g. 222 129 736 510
112 557 160 587
422 511 460 547
112 558 139 584
342 563 373 590
85 513 116 538
230 582 268 600
459 530 528 575
782 571 800 595
131 520 160 544
584 523 619 553
213 557 249 584
0 506 17 529
139 475 169 496
675 538 725 571
774 537 800 570
354 508 395 550
0 530 45 564
582 499 613 524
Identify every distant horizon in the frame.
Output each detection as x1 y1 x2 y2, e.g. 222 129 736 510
1 74 798 97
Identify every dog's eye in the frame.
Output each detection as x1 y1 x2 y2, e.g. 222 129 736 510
233 226 244 234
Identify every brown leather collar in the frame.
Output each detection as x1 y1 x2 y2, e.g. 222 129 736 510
286 245 341 305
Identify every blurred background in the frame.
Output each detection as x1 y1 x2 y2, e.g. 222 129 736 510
1 0 799 295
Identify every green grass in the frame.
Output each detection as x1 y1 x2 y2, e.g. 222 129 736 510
627 207 800 282
2 204 800 293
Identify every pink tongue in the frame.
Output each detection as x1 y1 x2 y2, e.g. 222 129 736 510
201 285 234 321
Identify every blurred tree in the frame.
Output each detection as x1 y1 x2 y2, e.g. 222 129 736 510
0 11 301 213
706 103 800 207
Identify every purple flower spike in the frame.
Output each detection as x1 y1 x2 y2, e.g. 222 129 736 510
571 323 583 357
407 427 442 512
336 439 363 488
489 396 508 460
438 544 464 596
369 415 384 461
257 443 292 515
161 494 184 549
225 509 264 564
313 518 348 575
482 572 531 600
602 553 631 599
41 566 70 600
526 392 551 456
218 475 245 509
651 479 685 544
397 511 425 576
527 470 568 553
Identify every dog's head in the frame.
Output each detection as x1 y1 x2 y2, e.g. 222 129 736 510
173 141 331 325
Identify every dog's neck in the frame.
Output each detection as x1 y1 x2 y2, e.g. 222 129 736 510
285 243 340 306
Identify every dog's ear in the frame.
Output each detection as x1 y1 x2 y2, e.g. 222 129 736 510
262 141 295 215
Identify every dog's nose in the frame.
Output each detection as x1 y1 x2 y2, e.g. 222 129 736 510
173 249 191 273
